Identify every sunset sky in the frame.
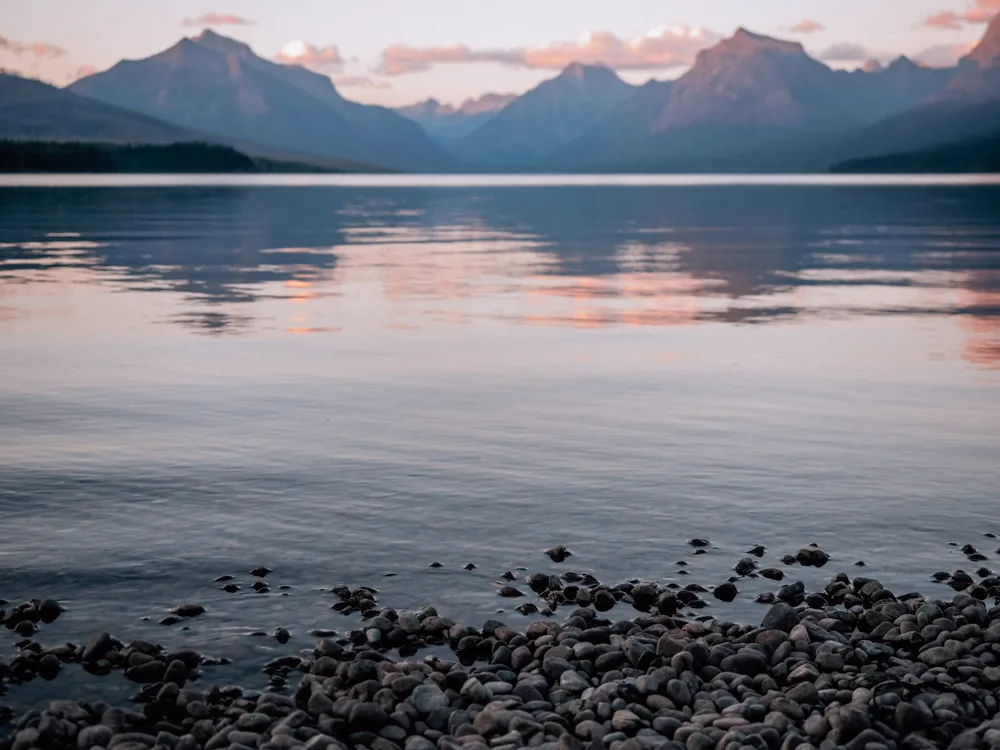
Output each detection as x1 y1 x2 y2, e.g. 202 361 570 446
1 0 996 107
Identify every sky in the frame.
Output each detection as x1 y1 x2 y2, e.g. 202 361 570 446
1 0 996 107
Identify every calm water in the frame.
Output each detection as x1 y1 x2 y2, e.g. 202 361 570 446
1 176 999 709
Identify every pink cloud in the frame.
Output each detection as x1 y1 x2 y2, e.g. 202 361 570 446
378 44 522 75
275 40 343 71
181 12 254 27
789 19 825 34
819 43 875 62
525 26 718 70
0 35 66 58
923 11 965 29
923 0 1000 28
378 25 718 76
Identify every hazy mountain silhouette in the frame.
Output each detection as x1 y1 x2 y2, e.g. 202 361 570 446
834 98 1000 162
795 17 1000 173
0 73 202 143
6 17 999 174
449 63 637 166
551 28 966 170
844 56 957 119
544 80 675 167
397 94 516 141
68 30 454 171
968 12 1000 67
0 72 379 171
938 13 1000 100
578 29 865 168
660 30 858 128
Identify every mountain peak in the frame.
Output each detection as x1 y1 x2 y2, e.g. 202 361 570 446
888 55 916 67
398 98 456 118
453 62 636 165
458 92 516 115
862 59 884 73
65 30 452 172
967 12 1000 67
551 62 629 91
560 61 610 78
716 27 806 56
191 29 253 55
733 28 769 42
883 55 922 73
664 25 850 132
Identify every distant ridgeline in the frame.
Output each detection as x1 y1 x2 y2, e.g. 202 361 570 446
0 141 330 173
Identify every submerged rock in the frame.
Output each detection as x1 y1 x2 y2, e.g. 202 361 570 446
795 547 830 567
545 545 572 562
713 582 738 602
170 604 205 618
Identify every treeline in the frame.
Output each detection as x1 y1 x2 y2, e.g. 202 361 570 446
831 135 1000 174
0 140 258 173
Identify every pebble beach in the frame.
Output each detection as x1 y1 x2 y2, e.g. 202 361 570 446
5 542 1000 750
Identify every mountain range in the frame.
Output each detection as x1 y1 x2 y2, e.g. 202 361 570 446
396 94 516 141
0 72 379 172
2 14 999 173
446 62 638 167
67 30 451 172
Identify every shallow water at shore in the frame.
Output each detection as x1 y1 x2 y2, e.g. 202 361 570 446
1 179 999 712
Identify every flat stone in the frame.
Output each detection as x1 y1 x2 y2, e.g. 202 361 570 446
236 713 273 733
720 650 768 676
788 662 820 683
919 647 958 667
78 725 114 750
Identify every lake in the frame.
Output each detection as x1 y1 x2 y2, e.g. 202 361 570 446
1 175 999 708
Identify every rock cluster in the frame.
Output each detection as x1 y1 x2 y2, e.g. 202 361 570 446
1 599 63 639
0 628 227 692
5 565 1000 750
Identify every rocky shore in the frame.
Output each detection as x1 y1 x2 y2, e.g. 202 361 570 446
4 545 1000 750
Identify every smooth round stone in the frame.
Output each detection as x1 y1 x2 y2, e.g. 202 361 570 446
410 684 449 714
397 612 422 634
559 670 590 692
611 710 642 734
